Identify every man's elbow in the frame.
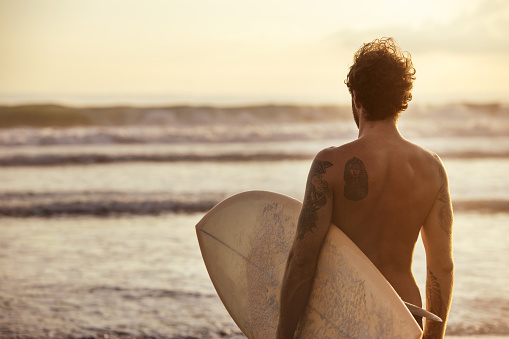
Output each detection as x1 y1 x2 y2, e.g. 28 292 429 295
444 254 454 270
445 260 454 275
444 260 454 276
436 258 454 275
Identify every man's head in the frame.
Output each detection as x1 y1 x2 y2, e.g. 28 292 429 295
345 37 416 122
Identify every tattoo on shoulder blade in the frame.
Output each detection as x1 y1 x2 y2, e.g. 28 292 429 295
297 160 333 240
343 157 368 201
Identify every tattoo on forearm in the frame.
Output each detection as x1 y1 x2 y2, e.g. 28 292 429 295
425 268 443 338
297 160 333 240
427 268 442 314
343 157 368 201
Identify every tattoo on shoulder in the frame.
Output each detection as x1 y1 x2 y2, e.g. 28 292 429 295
343 157 368 201
297 160 333 240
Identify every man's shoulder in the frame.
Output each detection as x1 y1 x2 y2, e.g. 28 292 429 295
314 140 445 181
403 141 448 192
314 139 445 168
315 140 360 159
404 139 444 165
313 144 351 165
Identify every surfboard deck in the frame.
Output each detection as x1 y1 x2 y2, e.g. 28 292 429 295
196 190 423 338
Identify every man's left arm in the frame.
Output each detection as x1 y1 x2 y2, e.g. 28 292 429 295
277 152 334 339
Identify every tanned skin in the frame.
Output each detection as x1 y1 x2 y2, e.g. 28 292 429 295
277 93 454 338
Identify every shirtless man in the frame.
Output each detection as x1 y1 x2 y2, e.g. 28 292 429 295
277 38 454 339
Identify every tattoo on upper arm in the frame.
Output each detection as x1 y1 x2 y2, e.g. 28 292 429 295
437 189 449 204
425 268 443 337
437 162 453 234
439 204 453 235
437 165 449 205
344 157 368 201
297 160 333 240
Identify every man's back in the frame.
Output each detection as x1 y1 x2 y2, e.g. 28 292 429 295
277 38 454 339
320 130 442 307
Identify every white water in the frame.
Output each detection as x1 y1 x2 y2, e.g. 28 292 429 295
1 103 508 338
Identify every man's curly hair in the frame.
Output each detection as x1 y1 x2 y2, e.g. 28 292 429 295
345 37 416 121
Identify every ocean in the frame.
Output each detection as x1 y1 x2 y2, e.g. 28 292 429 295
0 103 508 338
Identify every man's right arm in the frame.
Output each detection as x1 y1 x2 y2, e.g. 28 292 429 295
421 157 454 338
277 153 335 338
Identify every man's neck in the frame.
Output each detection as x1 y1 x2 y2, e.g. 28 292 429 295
357 115 401 140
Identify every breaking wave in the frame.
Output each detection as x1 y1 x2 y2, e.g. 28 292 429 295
0 104 349 129
1 149 509 166
0 191 222 217
1 192 507 217
0 103 508 147
0 151 313 166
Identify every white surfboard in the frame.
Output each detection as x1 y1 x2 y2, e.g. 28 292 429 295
196 191 424 338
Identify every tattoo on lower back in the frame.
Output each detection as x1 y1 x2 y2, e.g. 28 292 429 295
343 157 368 201
297 160 333 240
425 268 443 337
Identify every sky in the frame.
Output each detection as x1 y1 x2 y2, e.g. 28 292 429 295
0 0 508 106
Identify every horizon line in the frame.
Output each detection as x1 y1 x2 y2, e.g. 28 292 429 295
0 93 507 108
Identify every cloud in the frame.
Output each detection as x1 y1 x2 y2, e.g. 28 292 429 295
333 0 509 55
